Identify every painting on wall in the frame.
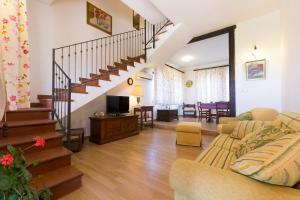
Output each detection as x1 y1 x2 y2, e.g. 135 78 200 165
245 59 266 80
87 2 112 35
133 11 140 30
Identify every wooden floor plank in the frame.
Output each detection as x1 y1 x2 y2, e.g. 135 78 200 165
60 128 216 200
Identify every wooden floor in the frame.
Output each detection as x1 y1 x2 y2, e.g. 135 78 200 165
60 128 216 200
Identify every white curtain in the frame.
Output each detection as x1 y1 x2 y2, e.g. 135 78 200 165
195 67 229 102
154 65 184 105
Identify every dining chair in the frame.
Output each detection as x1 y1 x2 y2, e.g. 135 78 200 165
197 102 210 121
216 101 231 123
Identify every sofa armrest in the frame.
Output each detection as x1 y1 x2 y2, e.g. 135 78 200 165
217 122 237 134
219 117 237 124
170 159 300 200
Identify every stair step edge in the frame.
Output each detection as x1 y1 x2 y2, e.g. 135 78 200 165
31 166 83 190
26 146 72 164
5 119 57 127
0 132 63 146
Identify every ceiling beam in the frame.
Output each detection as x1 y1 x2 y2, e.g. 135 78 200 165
189 25 236 44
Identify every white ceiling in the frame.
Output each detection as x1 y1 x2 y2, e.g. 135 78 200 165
149 0 280 35
167 34 229 69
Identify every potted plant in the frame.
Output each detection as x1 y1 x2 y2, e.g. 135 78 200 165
0 136 52 200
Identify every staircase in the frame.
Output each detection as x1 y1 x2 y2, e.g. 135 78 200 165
0 108 82 199
39 18 176 138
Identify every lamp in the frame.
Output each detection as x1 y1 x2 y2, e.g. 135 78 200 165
252 45 259 59
131 84 144 105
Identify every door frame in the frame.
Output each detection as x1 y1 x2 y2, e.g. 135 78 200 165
188 25 236 116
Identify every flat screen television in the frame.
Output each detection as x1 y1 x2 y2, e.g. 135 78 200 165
106 95 130 114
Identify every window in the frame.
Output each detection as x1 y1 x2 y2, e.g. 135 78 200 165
195 67 229 102
154 66 184 105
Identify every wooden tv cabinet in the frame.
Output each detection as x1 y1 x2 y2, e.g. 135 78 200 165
89 115 139 145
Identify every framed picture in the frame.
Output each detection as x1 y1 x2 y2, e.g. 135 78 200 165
133 11 140 30
87 2 112 35
245 59 266 80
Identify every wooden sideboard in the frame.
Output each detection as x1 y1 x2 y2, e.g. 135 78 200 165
89 115 139 145
157 109 179 122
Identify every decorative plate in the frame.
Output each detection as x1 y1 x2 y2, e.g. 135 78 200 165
185 80 193 88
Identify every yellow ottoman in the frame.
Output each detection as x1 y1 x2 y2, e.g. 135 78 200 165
176 122 201 147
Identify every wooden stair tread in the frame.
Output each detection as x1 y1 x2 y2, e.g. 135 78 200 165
26 146 72 164
38 95 52 99
31 166 83 191
6 107 52 113
0 132 63 147
5 119 57 127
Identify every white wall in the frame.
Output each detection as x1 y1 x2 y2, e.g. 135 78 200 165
121 0 165 24
27 0 134 101
235 11 282 114
71 77 153 135
280 0 300 112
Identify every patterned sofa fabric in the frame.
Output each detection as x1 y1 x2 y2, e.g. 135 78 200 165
195 134 239 169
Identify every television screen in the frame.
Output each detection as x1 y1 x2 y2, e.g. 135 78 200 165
106 96 129 114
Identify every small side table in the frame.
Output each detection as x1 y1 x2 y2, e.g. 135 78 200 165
157 109 179 122
134 106 154 130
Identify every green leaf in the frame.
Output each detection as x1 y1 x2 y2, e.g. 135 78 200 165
39 187 52 200
7 145 17 156
31 160 39 167
7 193 18 200
0 174 13 191
20 168 32 182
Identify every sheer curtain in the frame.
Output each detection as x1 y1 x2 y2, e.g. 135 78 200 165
154 65 183 105
195 67 229 102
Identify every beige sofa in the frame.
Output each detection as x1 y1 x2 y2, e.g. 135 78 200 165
169 111 300 200
219 107 279 124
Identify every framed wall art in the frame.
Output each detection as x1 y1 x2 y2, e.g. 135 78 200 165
87 2 112 35
245 59 266 80
133 10 140 30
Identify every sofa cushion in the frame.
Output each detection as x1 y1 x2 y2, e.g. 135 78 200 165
209 134 240 151
251 108 278 121
176 122 201 133
236 111 253 121
230 121 268 139
234 125 295 158
195 134 239 169
277 112 300 132
231 133 300 187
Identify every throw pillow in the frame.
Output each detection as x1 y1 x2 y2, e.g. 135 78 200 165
231 133 300 187
236 111 253 121
234 125 295 158
230 121 268 139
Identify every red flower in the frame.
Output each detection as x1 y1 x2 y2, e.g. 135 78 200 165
34 136 45 147
1 153 14 167
23 49 29 55
9 96 16 102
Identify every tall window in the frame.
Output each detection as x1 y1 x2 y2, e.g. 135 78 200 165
195 66 229 102
154 65 184 105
